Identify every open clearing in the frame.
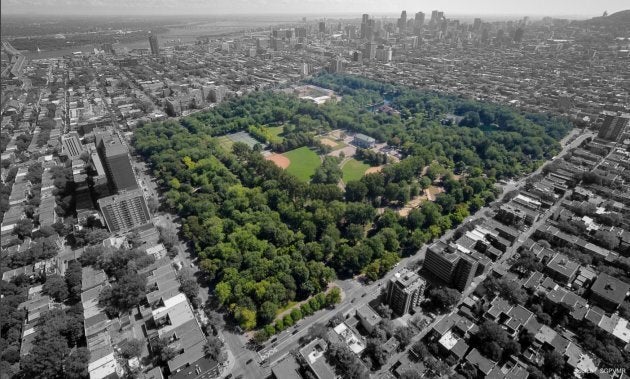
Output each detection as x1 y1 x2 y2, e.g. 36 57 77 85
265 153 290 169
365 166 383 174
216 135 234 151
266 125 285 143
319 137 347 150
398 195 428 216
342 159 371 183
283 147 321 182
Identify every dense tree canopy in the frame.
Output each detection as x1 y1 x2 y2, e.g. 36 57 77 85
133 74 572 330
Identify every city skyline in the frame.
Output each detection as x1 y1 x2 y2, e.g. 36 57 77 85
1 0 628 17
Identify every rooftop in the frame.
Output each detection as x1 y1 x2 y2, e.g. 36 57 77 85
590 273 630 306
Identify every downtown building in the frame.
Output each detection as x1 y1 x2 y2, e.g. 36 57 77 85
149 33 159 55
385 268 426 316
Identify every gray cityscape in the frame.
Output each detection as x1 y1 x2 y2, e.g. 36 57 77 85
1 2 629 379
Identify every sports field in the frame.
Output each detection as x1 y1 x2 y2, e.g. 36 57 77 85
217 131 262 151
265 153 290 169
342 159 370 183
283 147 321 182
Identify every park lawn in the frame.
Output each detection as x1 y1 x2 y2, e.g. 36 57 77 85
283 147 321 182
266 125 285 143
342 159 370 183
216 136 234 151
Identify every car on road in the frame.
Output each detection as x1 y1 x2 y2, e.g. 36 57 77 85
292 330 299 335
246 359 254 365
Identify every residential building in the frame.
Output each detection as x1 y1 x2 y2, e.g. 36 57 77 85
355 304 382 334
589 273 630 312
97 189 150 233
61 131 84 158
385 268 425 315
299 338 335 379
96 132 138 193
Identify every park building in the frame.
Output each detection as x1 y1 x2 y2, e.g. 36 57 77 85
385 268 426 316
352 133 376 148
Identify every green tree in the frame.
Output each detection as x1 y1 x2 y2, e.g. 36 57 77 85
43 274 69 302
258 301 278 325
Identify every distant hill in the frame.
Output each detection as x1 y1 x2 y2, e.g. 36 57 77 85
578 9 630 25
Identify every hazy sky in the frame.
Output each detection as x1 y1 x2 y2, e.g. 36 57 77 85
1 0 627 17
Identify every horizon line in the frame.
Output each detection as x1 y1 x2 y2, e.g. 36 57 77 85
1 10 618 18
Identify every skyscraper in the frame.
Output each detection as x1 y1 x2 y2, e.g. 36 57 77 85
415 12 425 32
96 132 138 194
473 18 482 31
360 14 370 39
398 10 407 33
365 41 377 60
98 189 151 233
385 268 425 316
149 33 159 55
329 57 343 73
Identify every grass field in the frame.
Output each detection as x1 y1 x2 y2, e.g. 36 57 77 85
283 147 321 182
266 126 285 143
216 136 234 151
342 159 370 183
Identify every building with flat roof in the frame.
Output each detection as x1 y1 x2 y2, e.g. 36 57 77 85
299 338 335 379
96 132 138 193
385 268 425 316
97 189 150 233
424 241 482 292
424 240 459 283
544 253 580 285
271 355 301 379
353 133 376 148
597 112 629 142
61 131 84 158
589 273 630 312
355 304 382 334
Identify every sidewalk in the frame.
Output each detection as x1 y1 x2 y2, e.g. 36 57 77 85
217 346 235 379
